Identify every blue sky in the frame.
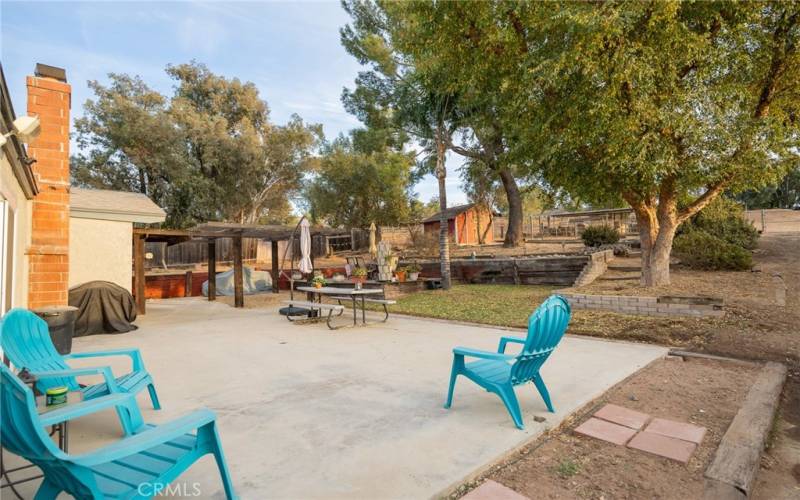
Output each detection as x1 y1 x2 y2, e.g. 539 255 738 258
1 0 467 206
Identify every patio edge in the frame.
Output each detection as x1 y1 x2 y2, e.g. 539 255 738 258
430 353 668 500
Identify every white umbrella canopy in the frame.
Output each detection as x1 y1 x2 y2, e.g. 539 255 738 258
299 218 313 274
369 222 377 256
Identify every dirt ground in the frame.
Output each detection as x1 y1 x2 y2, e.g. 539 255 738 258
469 232 800 499
457 357 759 499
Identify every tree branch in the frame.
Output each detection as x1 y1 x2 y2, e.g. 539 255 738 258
443 134 488 162
676 179 730 223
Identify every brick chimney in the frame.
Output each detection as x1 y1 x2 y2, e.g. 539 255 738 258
26 64 71 308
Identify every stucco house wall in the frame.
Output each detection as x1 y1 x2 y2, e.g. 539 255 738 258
1 156 33 311
68 217 133 291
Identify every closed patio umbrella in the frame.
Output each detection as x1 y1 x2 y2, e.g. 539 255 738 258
299 218 313 274
369 222 377 256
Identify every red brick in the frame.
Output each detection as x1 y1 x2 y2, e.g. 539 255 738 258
644 418 706 444
27 76 71 93
594 404 651 430
31 261 68 273
574 417 637 445
29 105 64 118
462 480 529 500
627 431 697 462
29 271 67 283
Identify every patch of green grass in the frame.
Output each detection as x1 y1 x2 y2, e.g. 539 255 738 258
555 458 581 478
389 284 556 328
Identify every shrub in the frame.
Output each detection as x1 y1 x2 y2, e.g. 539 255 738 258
581 225 620 247
679 197 759 250
672 230 752 271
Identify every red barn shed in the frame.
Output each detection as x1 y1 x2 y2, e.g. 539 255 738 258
423 203 495 246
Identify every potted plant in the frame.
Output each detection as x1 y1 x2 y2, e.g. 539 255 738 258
395 266 407 283
352 267 368 284
406 263 421 281
311 275 326 289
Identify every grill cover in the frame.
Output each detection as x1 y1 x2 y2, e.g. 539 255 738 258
68 281 138 336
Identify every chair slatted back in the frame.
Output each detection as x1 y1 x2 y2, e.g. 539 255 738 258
510 295 571 385
0 308 79 392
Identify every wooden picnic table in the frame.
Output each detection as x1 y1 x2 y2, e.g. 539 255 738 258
296 286 383 327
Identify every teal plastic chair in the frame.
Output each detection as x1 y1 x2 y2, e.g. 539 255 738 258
0 308 161 410
1 364 237 499
444 295 571 429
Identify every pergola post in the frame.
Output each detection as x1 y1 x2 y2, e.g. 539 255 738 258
207 238 216 301
233 235 244 308
133 233 146 314
271 240 279 294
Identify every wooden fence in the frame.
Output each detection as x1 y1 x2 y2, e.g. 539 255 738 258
145 238 259 269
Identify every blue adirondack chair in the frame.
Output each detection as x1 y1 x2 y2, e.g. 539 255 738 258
444 294 571 429
0 308 161 410
1 364 237 499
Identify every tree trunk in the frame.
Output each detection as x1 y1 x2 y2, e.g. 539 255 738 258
633 204 678 287
435 135 452 290
498 167 524 247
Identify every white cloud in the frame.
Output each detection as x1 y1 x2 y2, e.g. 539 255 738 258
177 17 228 55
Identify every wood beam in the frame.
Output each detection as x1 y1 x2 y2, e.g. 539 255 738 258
207 238 216 301
233 236 244 308
271 240 279 294
184 271 193 297
133 234 146 314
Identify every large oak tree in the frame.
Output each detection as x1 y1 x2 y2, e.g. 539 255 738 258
72 62 322 227
515 1 800 285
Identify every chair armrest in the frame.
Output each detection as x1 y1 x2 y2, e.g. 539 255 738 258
32 366 120 393
64 348 144 372
498 335 526 354
39 393 136 427
71 409 216 466
453 346 516 361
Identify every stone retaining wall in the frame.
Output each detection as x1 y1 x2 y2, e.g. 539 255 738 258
561 292 725 318
572 249 614 286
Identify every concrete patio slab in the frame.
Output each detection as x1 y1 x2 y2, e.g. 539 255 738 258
7 298 666 499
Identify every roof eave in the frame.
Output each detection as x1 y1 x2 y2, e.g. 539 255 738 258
70 207 166 224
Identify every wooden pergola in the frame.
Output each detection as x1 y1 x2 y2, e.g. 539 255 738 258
133 222 345 314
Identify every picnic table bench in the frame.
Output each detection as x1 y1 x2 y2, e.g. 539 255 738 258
288 286 389 329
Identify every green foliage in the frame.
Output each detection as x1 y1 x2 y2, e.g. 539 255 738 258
735 167 800 209
581 226 621 247
71 62 322 227
682 197 760 250
556 459 581 479
404 263 421 273
352 267 368 278
673 231 753 271
306 133 417 227
507 2 799 205
310 275 327 286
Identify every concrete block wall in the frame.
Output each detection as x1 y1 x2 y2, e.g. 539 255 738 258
561 292 725 318
573 249 614 287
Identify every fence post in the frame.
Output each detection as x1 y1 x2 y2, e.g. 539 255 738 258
184 271 193 297
207 239 216 301
271 240 279 294
761 209 766 233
